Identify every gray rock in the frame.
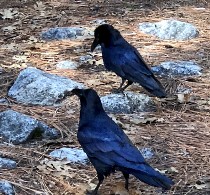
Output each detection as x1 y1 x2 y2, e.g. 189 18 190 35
0 98 9 104
0 110 60 144
0 157 16 169
91 19 107 25
139 148 154 160
79 55 93 64
139 20 198 40
41 27 92 40
101 92 156 114
152 61 202 76
49 147 88 164
56 60 79 70
0 181 14 195
8 67 84 105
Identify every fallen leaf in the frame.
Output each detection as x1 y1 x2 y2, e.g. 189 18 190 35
194 183 210 190
34 1 45 10
0 8 18 19
130 117 162 124
177 93 190 103
1 43 18 50
12 55 27 62
168 167 179 173
2 25 16 31
86 79 104 86
37 158 77 178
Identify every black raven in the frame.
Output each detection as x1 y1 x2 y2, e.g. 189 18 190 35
70 88 173 194
91 24 166 98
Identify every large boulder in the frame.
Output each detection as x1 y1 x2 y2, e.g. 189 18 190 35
0 110 60 144
8 67 84 105
139 20 198 40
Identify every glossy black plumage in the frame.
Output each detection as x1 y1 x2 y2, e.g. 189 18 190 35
71 88 173 194
91 24 167 98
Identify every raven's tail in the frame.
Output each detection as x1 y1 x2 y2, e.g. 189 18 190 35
142 75 167 98
122 164 174 190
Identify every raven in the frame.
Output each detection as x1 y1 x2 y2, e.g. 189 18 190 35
91 24 166 98
70 88 173 194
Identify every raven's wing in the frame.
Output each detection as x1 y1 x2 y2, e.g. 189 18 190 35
119 46 163 89
78 115 147 170
102 43 152 77
102 42 166 97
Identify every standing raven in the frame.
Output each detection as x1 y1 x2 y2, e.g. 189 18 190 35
91 24 166 98
69 88 173 194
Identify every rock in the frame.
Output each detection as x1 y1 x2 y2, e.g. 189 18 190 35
152 61 202 76
139 148 154 160
0 98 9 104
0 181 14 195
0 157 16 169
101 92 156 114
0 110 60 144
41 27 91 40
139 19 198 40
8 67 84 105
91 19 107 25
49 147 88 164
79 55 93 64
56 60 79 70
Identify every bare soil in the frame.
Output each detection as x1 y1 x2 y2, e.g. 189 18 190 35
0 1 210 194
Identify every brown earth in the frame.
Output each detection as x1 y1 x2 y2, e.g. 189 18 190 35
0 0 210 194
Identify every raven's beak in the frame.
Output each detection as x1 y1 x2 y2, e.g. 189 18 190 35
71 88 84 97
91 38 99 52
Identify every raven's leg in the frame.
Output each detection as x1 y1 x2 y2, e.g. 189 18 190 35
122 172 129 190
118 78 126 90
112 78 126 93
121 80 133 91
113 79 133 93
87 173 104 195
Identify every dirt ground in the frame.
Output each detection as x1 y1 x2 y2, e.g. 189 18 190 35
0 0 210 194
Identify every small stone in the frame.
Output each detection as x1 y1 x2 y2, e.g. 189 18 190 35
49 147 88 164
152 61 202 76
0 98 9 104
79 55 93 64
56 60 79 70
101 91 156 114
139 148 154 160
91 19 107 25
0 157 16 169
41 27 85 40
0 181 14 195
139 19 199 40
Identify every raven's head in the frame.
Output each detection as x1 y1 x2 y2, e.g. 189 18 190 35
91 24 120 51
72 88 105 116
59 88 99 102
71 88 96 98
